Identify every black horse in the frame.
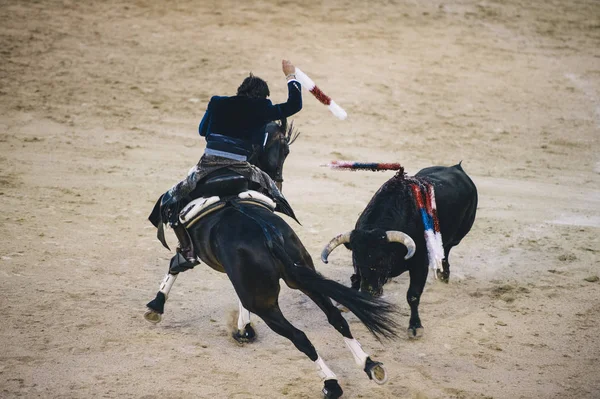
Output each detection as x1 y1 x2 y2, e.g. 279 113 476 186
144 119 399 398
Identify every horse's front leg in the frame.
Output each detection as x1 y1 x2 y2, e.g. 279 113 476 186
144 272 178 324
232 299 256 344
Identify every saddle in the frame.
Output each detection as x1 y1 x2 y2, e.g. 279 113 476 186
192 168 250 198
182 169 276 219
148 169 279 251
179 189 276 227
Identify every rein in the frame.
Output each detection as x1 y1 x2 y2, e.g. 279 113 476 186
264 131 286 183
257 124 296 184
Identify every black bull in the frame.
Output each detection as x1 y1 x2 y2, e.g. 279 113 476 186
321 163 477 338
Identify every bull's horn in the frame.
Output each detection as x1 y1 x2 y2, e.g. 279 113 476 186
385 231 416 260
321 232 352 263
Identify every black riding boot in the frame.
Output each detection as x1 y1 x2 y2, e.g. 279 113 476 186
170 224 200 273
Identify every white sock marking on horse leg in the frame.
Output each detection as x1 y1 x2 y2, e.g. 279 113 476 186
237 300 251 330
158 273 178 298
315 355 337 381
344 337 368 367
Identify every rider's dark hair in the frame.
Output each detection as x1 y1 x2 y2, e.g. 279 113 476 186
237 74 270 99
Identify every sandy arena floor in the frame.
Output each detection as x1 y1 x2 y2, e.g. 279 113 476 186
1 0 599 398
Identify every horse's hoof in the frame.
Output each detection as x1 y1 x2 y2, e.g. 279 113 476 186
144 309 162 324
146 292 166 314
364 357 388 385
436 269 449 283
322 379 343 399
407 326 424 339
232 323 257 344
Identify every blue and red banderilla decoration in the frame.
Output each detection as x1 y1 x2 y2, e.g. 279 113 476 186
409 181 445 277
323 161 445 277
325 161 404 171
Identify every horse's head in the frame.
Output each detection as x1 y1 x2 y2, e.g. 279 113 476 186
252 118 300 192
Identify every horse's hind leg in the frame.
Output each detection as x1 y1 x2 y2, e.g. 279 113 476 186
253 305 344 399
300 289 389 385
144 272 178 324
232 300 256 344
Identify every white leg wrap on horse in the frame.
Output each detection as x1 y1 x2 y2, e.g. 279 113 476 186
315 356 337 381
237 300 251 330
158 273 178 298
344 337 368 367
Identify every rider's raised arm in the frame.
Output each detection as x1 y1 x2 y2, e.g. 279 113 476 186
263 60 302 121
263 79 302 121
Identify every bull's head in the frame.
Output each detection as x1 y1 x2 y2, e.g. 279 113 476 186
321 229 416 297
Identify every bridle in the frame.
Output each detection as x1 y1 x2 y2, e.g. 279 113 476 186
248 120 298 191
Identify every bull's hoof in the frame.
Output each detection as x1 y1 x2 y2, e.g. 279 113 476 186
364 357 388 385
322 379 343 399
407 326 424 339
144 309 162 324
232 323 257 344
436 269 449 283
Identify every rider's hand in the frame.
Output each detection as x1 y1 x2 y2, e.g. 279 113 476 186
282 60 295 76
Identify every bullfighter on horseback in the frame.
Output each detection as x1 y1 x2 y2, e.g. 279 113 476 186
145 63 396 397
160 59 303 272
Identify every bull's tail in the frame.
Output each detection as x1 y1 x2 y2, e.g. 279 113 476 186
271 244 399 340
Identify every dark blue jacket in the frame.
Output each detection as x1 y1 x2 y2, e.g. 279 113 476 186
199 80 302 157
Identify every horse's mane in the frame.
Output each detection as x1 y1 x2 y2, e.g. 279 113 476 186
286 120 300 145
269 117 300 145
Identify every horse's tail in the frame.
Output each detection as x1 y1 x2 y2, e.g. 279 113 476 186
270 243 399 340
230 202 399 339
